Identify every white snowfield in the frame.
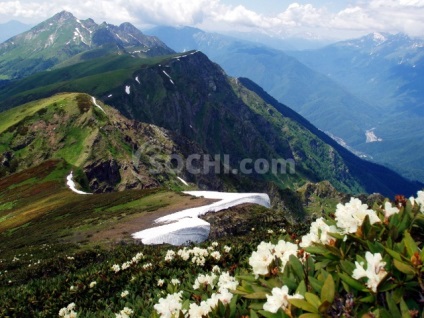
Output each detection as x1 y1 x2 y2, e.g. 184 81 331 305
66 172 92 195
91 97 106 114
132 191 270 246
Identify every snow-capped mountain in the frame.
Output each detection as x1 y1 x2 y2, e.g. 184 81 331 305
0 11 174 79
333 32 424 65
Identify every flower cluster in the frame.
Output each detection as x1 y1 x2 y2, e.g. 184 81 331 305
115 307 134 318
58 303 77 318
263 285 304 313
300 217 339 247
111 252 144 273
352 252 387 292
335 197 380 234
248 240 298 277
154 291 183 318
154 269 238 317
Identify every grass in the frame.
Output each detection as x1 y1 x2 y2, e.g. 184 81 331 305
0 160 211 259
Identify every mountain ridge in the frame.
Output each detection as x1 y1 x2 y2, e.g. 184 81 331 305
0 11 174 80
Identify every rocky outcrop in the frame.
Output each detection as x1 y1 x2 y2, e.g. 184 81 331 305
84 160 121 193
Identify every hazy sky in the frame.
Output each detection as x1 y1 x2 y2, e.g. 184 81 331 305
0 0 423 40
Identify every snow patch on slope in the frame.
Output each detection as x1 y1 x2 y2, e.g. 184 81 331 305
91 96 106 114
125 85 131 94
177 177 189 186
132 191 270 245
365 128 383 143
66 172 92 195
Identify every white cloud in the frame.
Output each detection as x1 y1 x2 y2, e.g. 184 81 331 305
0 0 424 39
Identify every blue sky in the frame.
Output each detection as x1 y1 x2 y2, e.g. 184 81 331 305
0 0 423 40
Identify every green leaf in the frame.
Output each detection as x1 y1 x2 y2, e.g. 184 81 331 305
386 293 402 318
237 274 257 282
338 273 368 292
403 231 418 258
250 309 260 318
250 303 265 310
340 260 355 274
393 259 415 275
289 254 305 281
304 246 338 259
309 276 323 293
305 292 321 309
258 310 285 318
398 210 412 234
260 278 281 289
359 294 375 303
289 299 319 313
384 247 403 262
320 274 335 304
243 291 268 299
399 298 411 318
299 314 321 318
296 280 307 296
229 294 237 317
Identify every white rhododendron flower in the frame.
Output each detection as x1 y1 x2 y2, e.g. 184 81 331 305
115 307 134 318
210 251 221 260
263 285 304 313
274 240 298 271
121 261 131 270
352 252 387 292
217 271 239 291
383 201 399 218
193 273 217 290
171 278 180 286
416 191 424 212
131 252 143 264
223 245 231 253
211 265 221 273
154 291 183 318
248 241 275 276
157 279 165 287
165 250 175 262
188 301 211 318
121 290 129 298
143 263 152 270
58 303 77 318
335 197 380 234
300 217 339 248
89 281 97 288
111 264 121 273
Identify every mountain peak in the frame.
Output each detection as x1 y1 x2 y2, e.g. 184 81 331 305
51 10 75 22
371 32 387 43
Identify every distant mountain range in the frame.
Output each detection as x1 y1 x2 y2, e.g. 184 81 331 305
0 20 31 43
146 27 424 183
290 32 424 182
0 11 174 80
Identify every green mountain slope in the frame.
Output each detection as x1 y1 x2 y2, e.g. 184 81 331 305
0 92 219 193
0 50 420 197
0 11 173 80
